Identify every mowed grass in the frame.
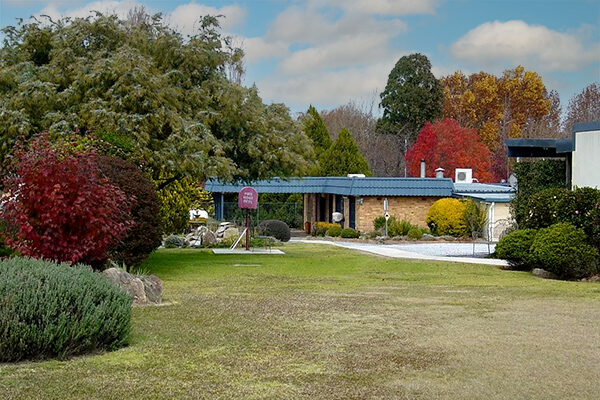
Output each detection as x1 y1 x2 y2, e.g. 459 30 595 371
1 243 600 399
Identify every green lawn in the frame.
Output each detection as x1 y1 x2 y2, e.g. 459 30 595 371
2 243 600 399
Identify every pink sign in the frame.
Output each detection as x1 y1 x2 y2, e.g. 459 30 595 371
238 187 258 209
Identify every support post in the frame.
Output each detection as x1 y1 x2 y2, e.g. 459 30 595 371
245 209 250 251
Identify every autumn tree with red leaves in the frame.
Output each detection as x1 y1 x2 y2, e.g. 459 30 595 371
406 118 493 182
0 136 132 268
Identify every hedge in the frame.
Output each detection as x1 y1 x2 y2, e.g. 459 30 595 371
0 257 132 362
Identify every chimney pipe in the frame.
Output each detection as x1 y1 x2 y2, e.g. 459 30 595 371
435 167 445 179
420 159 426 178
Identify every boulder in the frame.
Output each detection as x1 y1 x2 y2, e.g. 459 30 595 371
188 238 202 248
422 233 436 241
102 267 162 305
216 222 237 238
532 268 558 280
201 230 217 247
138 275 162 304
222 227 240 240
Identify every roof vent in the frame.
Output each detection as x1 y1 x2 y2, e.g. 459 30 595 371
455 168 473 183
347 174 366 178
435 167 445 179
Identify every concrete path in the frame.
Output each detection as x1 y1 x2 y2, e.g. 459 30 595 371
292 239 509 267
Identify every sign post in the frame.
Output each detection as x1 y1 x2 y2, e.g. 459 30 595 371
238 187 258 251
383 198 389 238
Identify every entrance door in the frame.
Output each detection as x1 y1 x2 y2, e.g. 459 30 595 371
349 196 356 229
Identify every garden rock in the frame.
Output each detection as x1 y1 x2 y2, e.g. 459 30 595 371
216 222 237 238
201 230 217 247
422 234 436 241
102 268 162 305
138 275 162 304
222 227 240 240
532 268 558 280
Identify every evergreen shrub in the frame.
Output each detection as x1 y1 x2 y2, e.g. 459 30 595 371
495 229 537 270
340 228 360 238
258 220 291 242
326 225 342 237
530 223 598 279
0 257 132 362
407 227 423 240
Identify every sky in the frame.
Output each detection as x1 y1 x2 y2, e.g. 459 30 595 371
1 0 599 115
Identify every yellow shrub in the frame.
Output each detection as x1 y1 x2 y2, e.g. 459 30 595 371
426 198 469 237
315 222 340 230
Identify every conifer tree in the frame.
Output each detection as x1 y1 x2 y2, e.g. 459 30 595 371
320 128 371 176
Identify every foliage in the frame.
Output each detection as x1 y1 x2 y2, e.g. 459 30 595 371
373 216 387 230
340 228 360 239
563 82 600 136
0 13 312 188
312 222 340 237
494 229 538 270
302 105 332 158
163 235 188 249
0 137 131 268
0 221 14 257
319 128 371 176
530 223 598 279
406 118 493 182
440 67 553 180
464 200 489 239
258 219 290 242
407 227 423 240
367 230 381 239
426 198 469 237
0 257 131 362
378 53 444 145
97 155 162 268
326 225 342 237
520 186 600 251
510 160 566 227
389 218 417 237
158 178 213 234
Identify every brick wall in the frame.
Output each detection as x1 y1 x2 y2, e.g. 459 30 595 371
355 196 440 233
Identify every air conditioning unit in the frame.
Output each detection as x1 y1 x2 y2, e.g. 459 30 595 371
455 168 473 183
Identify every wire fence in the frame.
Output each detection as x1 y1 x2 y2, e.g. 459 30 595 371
222 202 303 228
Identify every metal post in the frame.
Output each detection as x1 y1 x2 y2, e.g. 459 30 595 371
245 209 250 251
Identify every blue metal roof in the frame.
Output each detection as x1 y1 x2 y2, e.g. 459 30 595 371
205 177 454 197
453 183 515 194
452 183 515 203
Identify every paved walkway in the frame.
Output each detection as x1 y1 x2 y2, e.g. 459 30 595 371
292 239 509 267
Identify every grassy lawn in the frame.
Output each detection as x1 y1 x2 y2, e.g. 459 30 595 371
1 243 599 399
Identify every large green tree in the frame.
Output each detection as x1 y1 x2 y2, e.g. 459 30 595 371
0 13 311 188
319 128 371 176
378 54 443 168
302 105 332 157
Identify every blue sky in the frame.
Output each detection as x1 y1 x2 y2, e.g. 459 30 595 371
1 0 599 114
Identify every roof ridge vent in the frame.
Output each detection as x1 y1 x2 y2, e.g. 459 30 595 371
347 174 366 178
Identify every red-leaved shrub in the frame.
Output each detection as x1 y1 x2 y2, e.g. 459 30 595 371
0 136 132 268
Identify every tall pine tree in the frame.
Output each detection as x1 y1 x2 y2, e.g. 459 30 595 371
320 128 371 176
303 105 333 157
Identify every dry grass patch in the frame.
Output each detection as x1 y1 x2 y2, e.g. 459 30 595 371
1 244 599 399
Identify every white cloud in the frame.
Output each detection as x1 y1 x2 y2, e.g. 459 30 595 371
451 20 600 72
257 55 403 108
237 36 289 64
310 0 438 16
279 32 392 75
167 3 246 36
